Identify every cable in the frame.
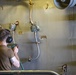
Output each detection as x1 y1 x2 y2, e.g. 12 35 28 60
28 32 40 61
20 62 24 70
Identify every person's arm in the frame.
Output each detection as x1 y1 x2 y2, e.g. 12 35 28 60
10 46 20 68
14 52 20 61
10 55 20 68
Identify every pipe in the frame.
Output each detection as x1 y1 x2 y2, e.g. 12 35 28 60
33 32 40 60
12 31 15 43
28 0 40 61
0 70 60 75
28 31 40 61
29 0 34 25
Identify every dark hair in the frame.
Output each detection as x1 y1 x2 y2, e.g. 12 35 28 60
0 29 10 41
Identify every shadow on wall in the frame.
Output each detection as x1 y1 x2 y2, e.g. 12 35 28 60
66 61 76 66
0 0 29 8
65 45 76 50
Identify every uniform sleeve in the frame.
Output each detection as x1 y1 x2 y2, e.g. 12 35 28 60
7 48 14 59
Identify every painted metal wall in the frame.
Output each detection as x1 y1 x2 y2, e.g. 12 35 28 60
0 0 76 75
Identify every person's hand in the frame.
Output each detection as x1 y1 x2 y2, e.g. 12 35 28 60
13 46 19 54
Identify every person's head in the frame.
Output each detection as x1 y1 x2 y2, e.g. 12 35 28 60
0 29 13 43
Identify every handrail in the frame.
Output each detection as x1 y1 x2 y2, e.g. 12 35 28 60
0 70 60 75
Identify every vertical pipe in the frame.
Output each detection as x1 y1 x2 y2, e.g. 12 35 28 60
33 32 40 60
28 0 40 60
29 0 34 25
12 31 15 43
